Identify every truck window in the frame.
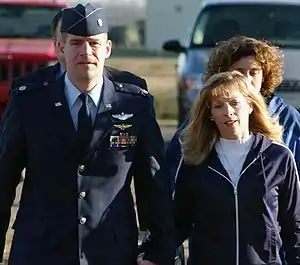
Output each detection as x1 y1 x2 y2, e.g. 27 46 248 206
0 4 62 38
191 4 300 47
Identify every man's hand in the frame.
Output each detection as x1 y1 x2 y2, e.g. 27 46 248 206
137 260 156 265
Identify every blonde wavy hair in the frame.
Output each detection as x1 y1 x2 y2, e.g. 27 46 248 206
181 71 283 165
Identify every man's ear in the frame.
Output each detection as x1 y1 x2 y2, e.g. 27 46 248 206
105 40 112 59
52 37 56 46
57 40 64 54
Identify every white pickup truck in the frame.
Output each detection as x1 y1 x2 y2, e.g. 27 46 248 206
163 0 300 125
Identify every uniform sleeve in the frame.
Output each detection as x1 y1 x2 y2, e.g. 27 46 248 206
173 160 195 247
0 96 26 261
279 151 300 265
135 95 175 265
165 120 188 192
132 155 152 231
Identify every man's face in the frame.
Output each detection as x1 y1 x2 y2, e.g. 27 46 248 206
58 33 112 81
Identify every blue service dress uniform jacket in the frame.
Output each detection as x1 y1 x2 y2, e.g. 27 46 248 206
0 76 175 265
9 63 150 231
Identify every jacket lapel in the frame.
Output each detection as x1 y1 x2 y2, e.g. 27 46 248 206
49 74 78 151
50 62 61 76
43 62 62 81
207 147 231 179
88 76 117 152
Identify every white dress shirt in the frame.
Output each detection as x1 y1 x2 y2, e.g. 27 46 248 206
64 74 103 129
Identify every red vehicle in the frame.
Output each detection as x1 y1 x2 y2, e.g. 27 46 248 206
0 0 67 116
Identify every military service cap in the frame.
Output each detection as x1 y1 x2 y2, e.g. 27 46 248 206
61 3 108 36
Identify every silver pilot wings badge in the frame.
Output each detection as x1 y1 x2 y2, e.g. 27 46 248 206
112 112 133 121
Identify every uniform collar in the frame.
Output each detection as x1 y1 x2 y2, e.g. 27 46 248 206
59 65 65 76
64 74 103 108
267 93 286 118
56 65 65 80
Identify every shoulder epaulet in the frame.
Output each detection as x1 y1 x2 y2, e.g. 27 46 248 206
12 81 50 97
114 82 149 97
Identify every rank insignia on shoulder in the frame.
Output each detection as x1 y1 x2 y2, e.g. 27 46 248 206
18 85 27 91
114 124 132 130
112 112 133 121
140 89 148 95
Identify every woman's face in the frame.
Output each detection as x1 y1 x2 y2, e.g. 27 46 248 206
229 56 263 93
210 90 252 140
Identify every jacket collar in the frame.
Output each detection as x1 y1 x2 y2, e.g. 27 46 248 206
267 93 286 118
206 133 272 175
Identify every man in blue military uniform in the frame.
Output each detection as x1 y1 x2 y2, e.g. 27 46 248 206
0 3 174 265
9 8 150 231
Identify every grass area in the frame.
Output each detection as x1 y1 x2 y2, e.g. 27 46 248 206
106 57 178 120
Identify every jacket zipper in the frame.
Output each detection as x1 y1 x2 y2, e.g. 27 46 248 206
208 155 260 265
173 156 184 200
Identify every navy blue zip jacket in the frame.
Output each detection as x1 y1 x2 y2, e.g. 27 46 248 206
167 94 300 191
174 133 300 265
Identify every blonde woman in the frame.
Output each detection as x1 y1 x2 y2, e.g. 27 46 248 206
167 36 300 192
174 71 300 265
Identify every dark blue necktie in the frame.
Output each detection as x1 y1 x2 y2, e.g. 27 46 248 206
77 94 93 156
